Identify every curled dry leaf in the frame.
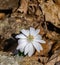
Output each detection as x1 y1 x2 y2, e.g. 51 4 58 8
35 40 54 56
46 31 60 41
17 0 29 14
40 0 60 28
52 41 60 53
46 55 60 65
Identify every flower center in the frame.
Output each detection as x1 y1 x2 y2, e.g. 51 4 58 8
27 35 34 42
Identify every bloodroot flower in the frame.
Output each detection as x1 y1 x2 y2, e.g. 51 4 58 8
16 27 46 57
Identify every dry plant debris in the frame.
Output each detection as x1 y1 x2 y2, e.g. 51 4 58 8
0 0 60 65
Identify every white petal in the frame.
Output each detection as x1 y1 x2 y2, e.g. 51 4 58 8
36 40 46 44
15 34 26 39
24 43 35 56
16 44 21 50
21 29 29 36
30 27 37 36
35 29 40 35
17 42 27 52
34 35 42 41
18 39 27 44
16 39 28 52
33 42 43 52
24 44 30 55
28 44 35 57
38 44 43 50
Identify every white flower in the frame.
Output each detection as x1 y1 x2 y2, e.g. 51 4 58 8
16 27 46 57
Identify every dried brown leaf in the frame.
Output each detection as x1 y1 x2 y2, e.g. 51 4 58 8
18 0 29 14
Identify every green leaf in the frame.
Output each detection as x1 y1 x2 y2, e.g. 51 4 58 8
18 51 26 56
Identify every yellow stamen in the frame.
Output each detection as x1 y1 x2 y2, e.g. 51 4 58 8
27 35 34 42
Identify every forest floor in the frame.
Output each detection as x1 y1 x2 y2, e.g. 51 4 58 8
0 0 60 65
